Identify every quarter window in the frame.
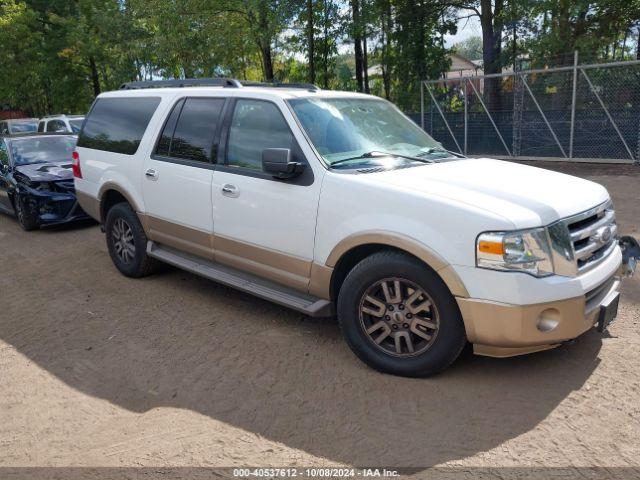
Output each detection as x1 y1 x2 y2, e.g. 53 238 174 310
77 97 161 155
226 100 296 171
156 99 183 157
155 98 225 163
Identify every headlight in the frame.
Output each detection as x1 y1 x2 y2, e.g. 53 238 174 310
36 182 53 191
476 228 554 277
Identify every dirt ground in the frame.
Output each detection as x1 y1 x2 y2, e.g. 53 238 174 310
0 161 639 478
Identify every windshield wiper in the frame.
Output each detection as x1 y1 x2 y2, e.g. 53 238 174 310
417 147 465 158
329 150 434 168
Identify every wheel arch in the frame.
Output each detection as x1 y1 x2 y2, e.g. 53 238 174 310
322 232 469 301
98 183 143 224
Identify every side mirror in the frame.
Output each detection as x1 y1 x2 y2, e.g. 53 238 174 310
0 163 9 175
262 148 304 179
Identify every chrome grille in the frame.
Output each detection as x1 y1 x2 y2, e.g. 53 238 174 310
565 202 617 274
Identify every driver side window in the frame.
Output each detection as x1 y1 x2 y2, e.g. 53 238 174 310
226 100 296 171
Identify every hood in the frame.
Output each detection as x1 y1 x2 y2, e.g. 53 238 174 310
15 161 74 182
368 158 610 228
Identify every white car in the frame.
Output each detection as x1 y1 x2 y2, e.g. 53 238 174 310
37 115 85 134
73 78 637 377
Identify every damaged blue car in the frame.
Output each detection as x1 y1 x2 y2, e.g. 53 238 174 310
0 133 89 230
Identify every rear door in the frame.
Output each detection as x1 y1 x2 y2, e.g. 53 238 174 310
211 98 321 292
141 96 226 260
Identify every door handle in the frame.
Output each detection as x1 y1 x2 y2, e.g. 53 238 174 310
145 168 158 180
222 184 239 197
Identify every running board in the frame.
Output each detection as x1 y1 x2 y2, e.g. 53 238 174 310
146 242 333 317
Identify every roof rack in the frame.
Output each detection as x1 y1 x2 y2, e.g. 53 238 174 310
120 78 242 90
119 78 320 91
41 114 84 119
240 81 320 91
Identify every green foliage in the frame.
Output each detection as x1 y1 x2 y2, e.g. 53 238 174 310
1 0 640 117
453 36 483 61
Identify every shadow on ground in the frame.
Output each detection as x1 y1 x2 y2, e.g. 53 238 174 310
0 213 606 468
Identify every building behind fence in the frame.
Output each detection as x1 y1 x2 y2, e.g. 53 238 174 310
416 53 640 164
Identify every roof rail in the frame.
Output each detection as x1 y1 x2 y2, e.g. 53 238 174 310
120 78 243 90
41 114 83 119
118 78 321 91
240 81 320 91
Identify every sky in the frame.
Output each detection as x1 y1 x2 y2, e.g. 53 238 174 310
444 15 481 47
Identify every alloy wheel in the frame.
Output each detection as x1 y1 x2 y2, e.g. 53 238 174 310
112 218 136 264
358 277 440 357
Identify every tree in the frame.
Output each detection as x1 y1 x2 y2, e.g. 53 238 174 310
453 35 483 60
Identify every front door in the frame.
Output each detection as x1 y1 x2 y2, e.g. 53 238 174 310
142 96 226 260
212 98 322 292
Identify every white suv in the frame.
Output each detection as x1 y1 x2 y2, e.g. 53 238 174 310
73 78 637 376
38 115 85 134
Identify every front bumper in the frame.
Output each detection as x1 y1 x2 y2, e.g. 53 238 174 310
457 275 620 357
456 240 637 358
19 189 90 226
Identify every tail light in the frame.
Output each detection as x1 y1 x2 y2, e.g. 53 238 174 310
72 151 82 178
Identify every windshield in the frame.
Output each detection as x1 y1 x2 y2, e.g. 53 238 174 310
288 97 455 166
10 120 38 134
70 119 84 133
9 136 77 166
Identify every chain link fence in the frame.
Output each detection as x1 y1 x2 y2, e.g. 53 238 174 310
416 55 640 164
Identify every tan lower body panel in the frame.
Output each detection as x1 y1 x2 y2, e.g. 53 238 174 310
457 293 605 358
143 215 215 261
139 214 315 294
473 343 560 358
75 191 101 222
214 235 311 292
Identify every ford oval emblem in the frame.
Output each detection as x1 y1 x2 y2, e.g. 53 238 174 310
592 226 612 245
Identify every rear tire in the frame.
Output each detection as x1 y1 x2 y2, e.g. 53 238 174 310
337 250 466 377
14 196 39 231
105 202 158 278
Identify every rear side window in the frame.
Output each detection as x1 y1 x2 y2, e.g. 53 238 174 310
77 97 161 155
155 97 225 163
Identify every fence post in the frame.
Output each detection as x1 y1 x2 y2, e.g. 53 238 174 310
569 50 578 159
464 79 468 155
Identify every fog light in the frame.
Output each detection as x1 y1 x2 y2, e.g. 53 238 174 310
537 308 560 332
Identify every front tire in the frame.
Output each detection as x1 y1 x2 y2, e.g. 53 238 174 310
337 251 466 377
105 202 158 278
14 196 39 231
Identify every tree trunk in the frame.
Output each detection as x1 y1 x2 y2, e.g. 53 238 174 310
260 43 275 81
480 0 503 110
363 34 370 94
89 56 101 97
351 0 364 92
307 0 315 84
322 0 329 88
380 0 392 99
